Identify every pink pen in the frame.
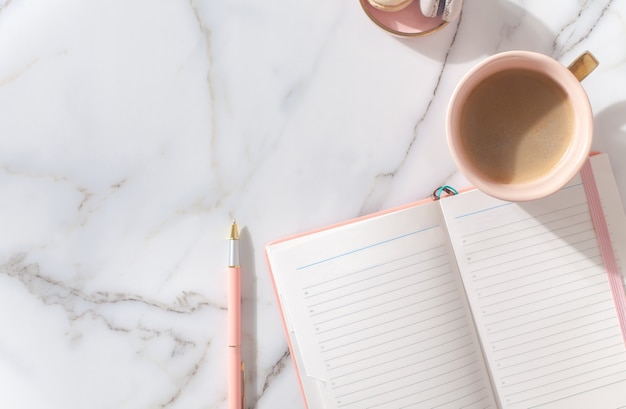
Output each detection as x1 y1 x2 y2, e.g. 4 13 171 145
228 220 244 409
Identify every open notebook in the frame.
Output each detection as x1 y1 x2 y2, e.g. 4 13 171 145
265 153 626 409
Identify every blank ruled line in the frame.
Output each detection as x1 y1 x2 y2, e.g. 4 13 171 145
304 246 448 295
488 299 610 335
431 386 489 409
310 273 454 317
337 365 481 401
333 354 479 399
470 241 599 278
499 342 623 382
329 333 471 378
484 290 609 327
456 202 514 220
460 395 493 409
357 375 487 409
306 260 450 308
504 361 626 400
467 233 596 265
320 310 466 354
323 316 467 359
316 294 459 335
495 326 618 366
465 211 588 249
409 370 484 407
490 307 615 344
318 304 464 344
473 203 588 235
297 225 440 270
456 185 583 226
394 383 488 409
334 352 478 397
501 350 626 387
501 346 623 381
303 262 386 293
476 261 602 299
340 370 475 407
527 379 626 408
462 214 534 239
465 219 591 258
511 370 626 406
482 283 608 317
472 246 601 282
463 207 589 247
468 228 589 260
439 394 493 409
328 326 471 371
561 181 583 190
492 318 618 354
312 282 457 326
459 201 587 239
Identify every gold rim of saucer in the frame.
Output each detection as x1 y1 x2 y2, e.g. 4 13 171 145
359 0 448 38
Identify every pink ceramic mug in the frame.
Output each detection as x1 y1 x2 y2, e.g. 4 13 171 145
446 51 598 201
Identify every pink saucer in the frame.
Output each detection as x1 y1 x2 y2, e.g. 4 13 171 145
360 0 447 37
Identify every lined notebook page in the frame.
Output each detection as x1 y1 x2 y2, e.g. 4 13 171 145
267 200 497 409
442 161 626 408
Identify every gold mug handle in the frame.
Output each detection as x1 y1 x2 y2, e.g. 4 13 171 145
568 51 599 81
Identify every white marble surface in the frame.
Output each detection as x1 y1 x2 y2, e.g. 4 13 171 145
1 0 626 408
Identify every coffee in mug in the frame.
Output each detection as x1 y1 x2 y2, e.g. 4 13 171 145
447 51 598 201
460 68 574 184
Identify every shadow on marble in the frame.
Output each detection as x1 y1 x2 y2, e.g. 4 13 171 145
593 101 626 189
239 226 258 409
396 0 554 63
594 102 626 150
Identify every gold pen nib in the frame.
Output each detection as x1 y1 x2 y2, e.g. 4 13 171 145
230 219 239 240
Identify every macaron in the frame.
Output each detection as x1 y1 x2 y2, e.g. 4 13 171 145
420 0 462 22
367 0 414 12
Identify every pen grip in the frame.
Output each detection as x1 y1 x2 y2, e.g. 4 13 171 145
228 266 242 409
